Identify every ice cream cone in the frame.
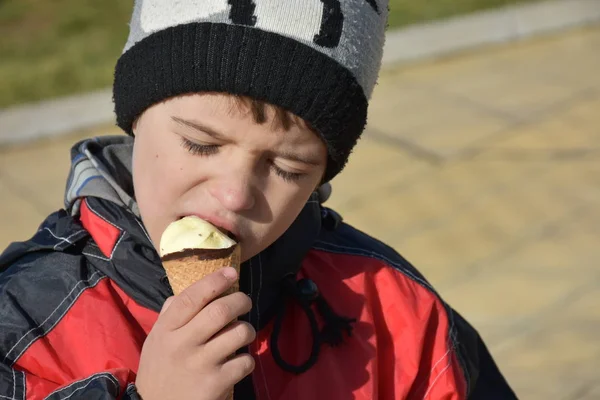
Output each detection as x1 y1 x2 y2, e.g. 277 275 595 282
161 245 241 296
159 216 241 400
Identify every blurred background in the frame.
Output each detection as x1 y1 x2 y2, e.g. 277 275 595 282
1 0 599 398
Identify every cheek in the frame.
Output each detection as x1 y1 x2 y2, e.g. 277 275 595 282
132 133 189 244
133 137 167 205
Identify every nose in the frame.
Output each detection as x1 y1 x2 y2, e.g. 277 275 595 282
208 173 256 212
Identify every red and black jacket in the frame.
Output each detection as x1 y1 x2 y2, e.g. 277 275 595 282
0 193 517 399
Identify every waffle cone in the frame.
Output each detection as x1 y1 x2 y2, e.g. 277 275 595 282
161 245 241 296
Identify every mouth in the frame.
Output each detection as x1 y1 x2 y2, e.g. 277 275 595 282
177 216 239 243
218 227 238 242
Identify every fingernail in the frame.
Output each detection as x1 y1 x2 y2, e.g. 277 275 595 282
222 267 238 280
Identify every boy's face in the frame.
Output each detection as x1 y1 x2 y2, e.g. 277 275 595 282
132 93 327 262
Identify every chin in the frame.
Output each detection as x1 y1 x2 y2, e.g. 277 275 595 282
240 247 255 263
239 240 270 263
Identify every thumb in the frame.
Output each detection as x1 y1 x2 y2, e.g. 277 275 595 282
160 296 175 316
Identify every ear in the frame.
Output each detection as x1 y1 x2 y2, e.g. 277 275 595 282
131 116 140 135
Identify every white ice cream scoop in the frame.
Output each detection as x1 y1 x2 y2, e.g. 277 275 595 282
159 216 237 257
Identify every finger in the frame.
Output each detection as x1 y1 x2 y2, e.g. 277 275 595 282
220 353 255 387
160 296 175 316
203 321 256 363
158 267 238 330
183 291 252 344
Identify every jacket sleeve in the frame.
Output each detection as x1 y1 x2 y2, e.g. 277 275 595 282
451 311 519 400
378 264 518 400
317 218 518 399
0 361 143 400
0 242 146 400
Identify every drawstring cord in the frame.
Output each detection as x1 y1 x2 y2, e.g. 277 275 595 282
270 275 356 374
314 294 356 347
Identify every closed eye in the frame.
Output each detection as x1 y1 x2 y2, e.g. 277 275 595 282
270 163 304 183
180 137 220 156
181 136 306 183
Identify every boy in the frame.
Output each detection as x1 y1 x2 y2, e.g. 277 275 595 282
0 1 517 399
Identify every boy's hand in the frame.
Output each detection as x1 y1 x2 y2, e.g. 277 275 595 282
136 267 255 400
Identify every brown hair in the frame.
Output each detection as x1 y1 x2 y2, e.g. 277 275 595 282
230 95 311 132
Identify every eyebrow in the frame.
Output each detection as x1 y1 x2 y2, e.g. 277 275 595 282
171 116 323 166
171 116 227 140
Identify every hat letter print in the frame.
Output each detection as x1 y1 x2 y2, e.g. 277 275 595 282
227 0 380 48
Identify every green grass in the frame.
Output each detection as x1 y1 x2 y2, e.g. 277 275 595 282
0 0 132 108
0 0 543 108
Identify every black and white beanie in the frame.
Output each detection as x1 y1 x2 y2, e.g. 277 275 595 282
113 0 388 182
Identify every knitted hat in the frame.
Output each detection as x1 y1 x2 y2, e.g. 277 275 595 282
113 0 388 182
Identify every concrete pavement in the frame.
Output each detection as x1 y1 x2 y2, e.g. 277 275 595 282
1 26 600 399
